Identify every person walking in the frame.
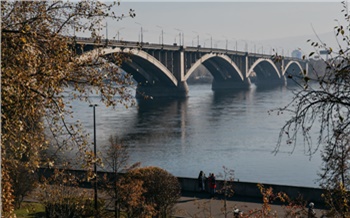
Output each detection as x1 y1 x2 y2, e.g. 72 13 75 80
198 171 206 192
308 202 316 218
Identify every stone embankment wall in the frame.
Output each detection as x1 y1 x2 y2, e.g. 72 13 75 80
178 177 324 203
38 168 324 203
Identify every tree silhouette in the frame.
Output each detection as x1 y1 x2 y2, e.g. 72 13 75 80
276 2 350 216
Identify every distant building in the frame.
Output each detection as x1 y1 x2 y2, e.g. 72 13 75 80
320 50 330 60
291 49 302 59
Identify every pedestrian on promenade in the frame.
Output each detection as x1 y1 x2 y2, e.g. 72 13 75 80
207 173 212 193
198 170 206 192
308 202 316 218
208 173 216 197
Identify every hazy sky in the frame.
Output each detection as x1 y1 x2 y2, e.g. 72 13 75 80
101 1 346 55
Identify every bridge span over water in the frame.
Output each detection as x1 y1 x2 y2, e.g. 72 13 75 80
76 38 308 98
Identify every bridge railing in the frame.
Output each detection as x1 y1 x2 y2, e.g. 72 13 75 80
72 36 306 63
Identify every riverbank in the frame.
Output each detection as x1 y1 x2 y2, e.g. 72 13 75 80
21 168 327 217
38 168 325 204
22 188 326 218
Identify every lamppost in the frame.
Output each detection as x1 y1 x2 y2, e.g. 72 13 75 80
73 20 76 37
135 22 143 43
232 38 238 52
89 104 98 217
174 34 178 45
175 28 183 46
106 21 108 42
192 31 199 47
117 27 125 41
156 25 164 45
238 40 248 52
206 33 212 49
222 35 228 52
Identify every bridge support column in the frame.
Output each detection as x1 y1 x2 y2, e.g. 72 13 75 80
245 53 249 78
136 81 189 99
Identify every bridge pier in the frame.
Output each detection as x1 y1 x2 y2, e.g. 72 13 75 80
211 79 251 91
136 81 189 99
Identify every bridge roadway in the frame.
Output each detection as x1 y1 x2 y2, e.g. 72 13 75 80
76 37 308 98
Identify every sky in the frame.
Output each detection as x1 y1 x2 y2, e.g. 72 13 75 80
97 1 347 55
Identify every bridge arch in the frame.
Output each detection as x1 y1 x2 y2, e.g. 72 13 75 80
283 60 304 76
247 58 281 79
104 47 178 87
184 53 244 81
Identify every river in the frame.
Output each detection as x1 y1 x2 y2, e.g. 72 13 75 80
68 83 323 188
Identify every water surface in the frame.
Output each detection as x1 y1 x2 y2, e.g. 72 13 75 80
70 83 322 188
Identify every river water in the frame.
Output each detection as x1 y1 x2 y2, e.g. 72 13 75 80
69 83 323 188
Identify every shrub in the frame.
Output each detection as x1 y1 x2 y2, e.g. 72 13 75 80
44 197 104 218
37 169 105 217
122 166 181 217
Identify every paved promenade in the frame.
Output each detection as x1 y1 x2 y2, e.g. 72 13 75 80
23 186 327 217
173 191 327 218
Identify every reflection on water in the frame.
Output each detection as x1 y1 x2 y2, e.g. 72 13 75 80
212 89 251 104
121 98 189 147
67 83 322 188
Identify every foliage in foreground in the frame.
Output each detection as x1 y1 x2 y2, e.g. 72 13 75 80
119 166 181 218
101 135 140 218
1 1 135 215
275 1 350 216
35 169 103 218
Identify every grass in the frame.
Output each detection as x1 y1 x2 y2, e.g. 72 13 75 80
14 201 117 218
15 202 45 218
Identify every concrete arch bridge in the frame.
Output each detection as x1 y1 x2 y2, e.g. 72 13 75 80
76 38 308 98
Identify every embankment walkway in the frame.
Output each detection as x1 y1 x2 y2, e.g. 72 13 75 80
34 168 328 217
174 190 326 218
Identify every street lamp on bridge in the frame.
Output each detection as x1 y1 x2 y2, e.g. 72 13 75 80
222 35 228 52
175 28 183 46
206 33 212 49
192 31 199 47
237 39 248 52
116 27 125 41
231 38 238 52
135 22 143 44
105 22 108 41
156 25 164 45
